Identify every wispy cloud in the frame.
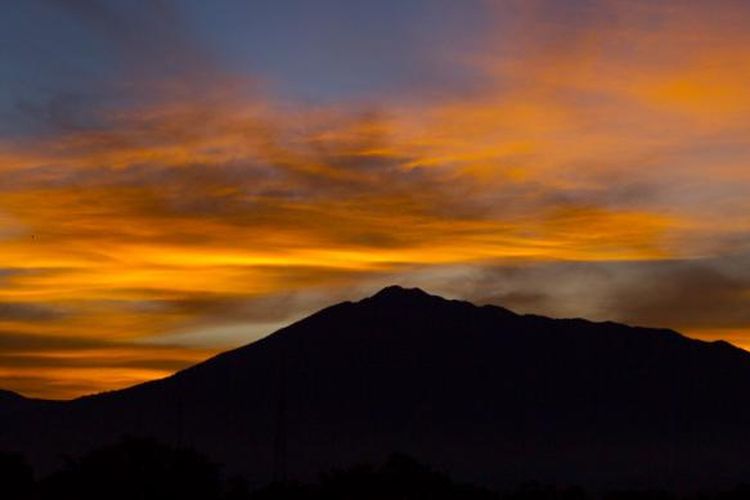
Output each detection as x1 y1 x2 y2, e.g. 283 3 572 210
1 0 749 397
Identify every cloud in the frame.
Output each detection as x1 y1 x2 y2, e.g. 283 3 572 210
44 0 216 79
410 253 750 347
1 0 750 397
0 328 215 398
0 303 64 322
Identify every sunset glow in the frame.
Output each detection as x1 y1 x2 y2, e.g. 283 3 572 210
2 0 750 398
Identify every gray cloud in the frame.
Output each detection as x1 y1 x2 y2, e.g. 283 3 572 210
0 303 65 322
385 254 750 342
45 0 214 78
0 330 105 351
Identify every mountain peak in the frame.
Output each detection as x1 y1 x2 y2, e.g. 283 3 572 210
0 389 24 401
7 287 750 491
369 285 436 303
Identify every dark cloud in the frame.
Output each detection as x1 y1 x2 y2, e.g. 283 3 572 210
0 303 65 322
0 330 205 362
606 260 750 330
161 294 299 324
0 330 105 351
435 254 750 338
1 0 750 399
13 91 108 135
0 352 191 371
2 0 224 139
0 329 214 398
45 0 214 78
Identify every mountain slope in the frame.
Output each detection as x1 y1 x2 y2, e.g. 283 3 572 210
0 389 26 411
3 286 750 490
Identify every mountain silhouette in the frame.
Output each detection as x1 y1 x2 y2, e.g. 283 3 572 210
0 390 43 417
0 389 25 403
2 286 750 491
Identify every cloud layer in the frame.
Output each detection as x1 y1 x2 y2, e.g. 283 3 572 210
1 0 749 397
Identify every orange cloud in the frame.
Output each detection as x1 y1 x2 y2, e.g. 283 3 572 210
1 0 750 398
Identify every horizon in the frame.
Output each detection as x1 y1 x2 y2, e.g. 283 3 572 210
2 0 750 399
5 284 738 402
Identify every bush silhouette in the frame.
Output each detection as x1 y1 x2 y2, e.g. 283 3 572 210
249 453 498 499
5 440 750 499
0 451 34 500
37 436 222 500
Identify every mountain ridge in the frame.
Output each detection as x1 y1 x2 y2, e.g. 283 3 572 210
0 389 24 399
3 285 750 491
6 285 744 402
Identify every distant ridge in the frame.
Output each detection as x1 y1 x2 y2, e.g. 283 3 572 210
370 285 438 302
0 389 40 417
0 389 24 398
0 389 25 403
3 285 750 491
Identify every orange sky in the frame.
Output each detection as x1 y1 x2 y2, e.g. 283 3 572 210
1 0 750 398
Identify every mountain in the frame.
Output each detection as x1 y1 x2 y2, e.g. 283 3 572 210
3 286 750 491
0 389 24 403
0 389 43 416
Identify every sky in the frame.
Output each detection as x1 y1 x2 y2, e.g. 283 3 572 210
1 0 750 398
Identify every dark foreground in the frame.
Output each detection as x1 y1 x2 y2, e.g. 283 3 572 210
5 288 750 494
3 437 750 500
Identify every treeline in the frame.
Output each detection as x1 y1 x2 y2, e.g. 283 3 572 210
2 438 750 500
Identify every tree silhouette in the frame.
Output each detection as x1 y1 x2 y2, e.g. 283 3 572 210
4 439 750 499
0 451 33 500
249 453 498 499
37 436 222 500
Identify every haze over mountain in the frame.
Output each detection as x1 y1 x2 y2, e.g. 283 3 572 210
2 286 750 491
